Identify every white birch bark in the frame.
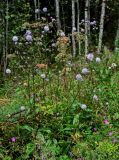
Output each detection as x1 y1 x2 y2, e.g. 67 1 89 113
98 0 106 54
4 0 9 75
88 0 90 37
72 0 76 56
34 0 37 20
55 0 61 30
76 0 81 55
37 0 40 20
85 0 89 55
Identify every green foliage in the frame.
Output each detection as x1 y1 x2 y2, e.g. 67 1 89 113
95 141 119 160
1 1 119 159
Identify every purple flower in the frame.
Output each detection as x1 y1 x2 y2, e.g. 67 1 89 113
25 30 32 35
103 119 109 125
90 21 96 25
10 137 16 142
108 132 113 136
93 128 97 132
86 53 94 61
25 34 32 42
76 74 83 81
43 7 48 13
82 68 89 75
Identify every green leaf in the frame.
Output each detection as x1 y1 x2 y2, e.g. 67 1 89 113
3 156 12 160
25 142 35 156
21 125 34 132
73 114 79 126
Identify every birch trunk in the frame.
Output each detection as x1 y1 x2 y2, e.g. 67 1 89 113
4 0 9 75
34 0 37 20
98 0 106 54
85 0 89 55
76 0 81 55
37 0 40 20
55 0 61 30
88 0 90 37
72 0 76 56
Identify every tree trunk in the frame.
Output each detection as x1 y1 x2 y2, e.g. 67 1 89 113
85 0 89 55
55 0 61 30
72 0 76 56
34 0 37 20
76 0 81 55
37 0 40 20
3 0 9 75
88 0 90 37
98 0 106 54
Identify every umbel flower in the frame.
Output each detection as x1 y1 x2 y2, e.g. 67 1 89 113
43 7 47 13
44 25 49 32
20 106 26 111
6 69 11 74
25 30 32 35
35 9 39 13
25 30 32 42
96 57 101 63
80 104 87 110
93 94 98 101
25 35 32 42
76 74 83 81
12 36 18 42
40 73 46 79
82 68 89 75
60 32 65 37
86 53 94 61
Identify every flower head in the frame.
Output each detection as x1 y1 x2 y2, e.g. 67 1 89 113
43 7 47 13
44 25 49 32
40 73 46 79
80 104 87 110
111 63 117 68
20 106 26 111
35 9 39 13
81 28 85 32
82 68 89 75
60 32 65 37
96 57 101 63
90 21 96 25
108 132 113 136
52 43 56 47
25 30 32 35
6 69 11 74
12 36 18 42
93 128 97 132
25 34 32 42
10 137 16 142
103 119 109 125
76 74 83 81
86 53 94 61
93 94 98 101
